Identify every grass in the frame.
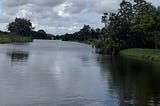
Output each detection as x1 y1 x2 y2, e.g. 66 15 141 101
120 48 160 62
0 34 33 43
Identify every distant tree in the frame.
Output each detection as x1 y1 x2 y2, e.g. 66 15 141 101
30 29 47 39
79 25 91 41
37 30 47 39
54 35 61 40
8 18 33 36
62 33 71 41
61 25 100 42
37 30 46 34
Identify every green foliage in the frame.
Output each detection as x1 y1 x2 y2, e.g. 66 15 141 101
53 0 160 54
8 18 33 36
92 38 120 54
133 0 156 16
7 18 49 40
96 0 160 53
104 0 134 49
0 17 49 43
131 15 154 31
61 25 100 41
31 30 47 39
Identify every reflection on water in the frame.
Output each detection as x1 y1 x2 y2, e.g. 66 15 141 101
98 55 160 106
0 40 159 106
7 51 29 63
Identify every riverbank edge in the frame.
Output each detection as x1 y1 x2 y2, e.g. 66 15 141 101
0 35 33 44
65 40 118 54
120 48 160 63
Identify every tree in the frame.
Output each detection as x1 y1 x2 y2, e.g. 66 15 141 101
31 30 47 39
157 6 160 16
133 0 156 16
61 25 100 42
106 0 133 49
8 18 33 36
37 30 46 34
37 30 47 39
79 25 91 41
131 1 158 48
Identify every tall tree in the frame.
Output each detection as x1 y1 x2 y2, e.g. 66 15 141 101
131 0 158 48
78 25 91 41
107 0 133 49
37 30 47 39
133 0 156 16
157 6 160 16
8 18 33 36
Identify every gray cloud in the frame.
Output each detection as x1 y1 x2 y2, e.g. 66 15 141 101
0 0 159 35
30 0 64 7
2 0 27 7
2 0 64 7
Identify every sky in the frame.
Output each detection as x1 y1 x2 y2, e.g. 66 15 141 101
0 0 159 35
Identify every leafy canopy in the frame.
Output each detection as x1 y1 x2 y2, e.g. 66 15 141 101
8 18 33 36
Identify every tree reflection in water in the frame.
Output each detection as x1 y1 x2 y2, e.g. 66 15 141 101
97 55 160 106
6 51 29 63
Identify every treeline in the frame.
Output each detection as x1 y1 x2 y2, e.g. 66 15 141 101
0 18 55 43
61 25 104 43
7 18 50 39
61 0 160 54
93 0 160 53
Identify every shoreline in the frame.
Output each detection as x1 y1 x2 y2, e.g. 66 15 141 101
0 35 33 44
120 48 160 63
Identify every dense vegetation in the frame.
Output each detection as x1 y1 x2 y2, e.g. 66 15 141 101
8 18 33 36
98 0 160 62
0 18 51 43
61 0 160 54
94 0 160 53
61 24 101 43
1 0 160 57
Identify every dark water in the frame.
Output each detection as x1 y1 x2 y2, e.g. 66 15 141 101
0 40 160 106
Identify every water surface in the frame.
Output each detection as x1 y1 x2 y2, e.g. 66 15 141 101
0 40 160 106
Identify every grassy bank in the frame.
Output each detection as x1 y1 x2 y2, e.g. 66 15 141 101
0 34 33 43
120 48 160 62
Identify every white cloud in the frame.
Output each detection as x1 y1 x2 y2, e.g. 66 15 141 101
0 0 159 35
53 2 72 17
16 9 33 18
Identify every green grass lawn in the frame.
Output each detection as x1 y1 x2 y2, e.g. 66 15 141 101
120 48 160 62
0 34 33 43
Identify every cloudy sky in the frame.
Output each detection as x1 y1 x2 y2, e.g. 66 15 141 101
0 0 159 35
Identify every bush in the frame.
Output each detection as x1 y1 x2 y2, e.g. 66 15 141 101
92 38 120 54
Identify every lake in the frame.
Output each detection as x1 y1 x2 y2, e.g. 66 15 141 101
0 40 160 106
